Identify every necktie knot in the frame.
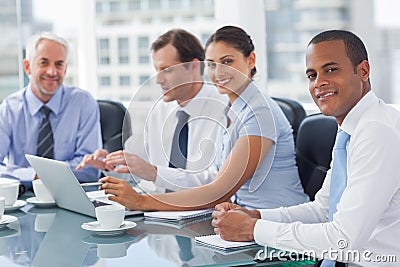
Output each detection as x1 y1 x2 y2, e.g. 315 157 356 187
334 130 350 150
177 110 189 123
40 106 52 118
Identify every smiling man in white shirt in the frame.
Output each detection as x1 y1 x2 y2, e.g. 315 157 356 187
78 29 227 192
211 30 400 267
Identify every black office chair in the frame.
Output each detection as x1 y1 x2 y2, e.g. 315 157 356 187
97 99 132 152
295 113 338 200
272 97 306 143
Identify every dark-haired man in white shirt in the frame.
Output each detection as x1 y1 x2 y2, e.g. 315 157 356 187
211 30 400 267
78 29 227 192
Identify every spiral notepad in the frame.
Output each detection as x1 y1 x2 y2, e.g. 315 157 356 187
195 234 257 250
144 215 212 229
144 208 213 220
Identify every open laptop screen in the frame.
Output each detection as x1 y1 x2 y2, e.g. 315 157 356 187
25 154 142 217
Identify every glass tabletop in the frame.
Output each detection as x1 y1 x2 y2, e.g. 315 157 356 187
0 192 315 267
0 193 261 267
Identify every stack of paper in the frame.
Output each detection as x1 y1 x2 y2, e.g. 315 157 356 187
143 209 213 228
195 234 258 251
144 208 213 220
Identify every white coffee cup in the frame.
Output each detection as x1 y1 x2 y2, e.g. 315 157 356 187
32 180 54 202
0 180 19 206
95 205 125 230
0 197 5 220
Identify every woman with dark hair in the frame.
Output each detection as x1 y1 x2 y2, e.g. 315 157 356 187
98 26 308 211
203 25 308 209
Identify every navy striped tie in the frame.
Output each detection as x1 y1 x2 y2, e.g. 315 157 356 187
36 106 54 159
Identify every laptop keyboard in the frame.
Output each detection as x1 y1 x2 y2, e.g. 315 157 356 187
92 200 111 208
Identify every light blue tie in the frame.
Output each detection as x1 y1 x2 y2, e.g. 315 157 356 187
321 129 350 267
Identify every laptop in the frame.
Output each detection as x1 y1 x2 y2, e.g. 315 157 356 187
25 154 142 218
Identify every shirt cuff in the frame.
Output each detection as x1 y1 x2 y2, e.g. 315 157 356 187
254 219 281 247
258 208 285 222
154 165 176 189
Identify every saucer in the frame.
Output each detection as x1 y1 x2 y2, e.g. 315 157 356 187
81 221 136 236
0 215 18 230
4 200 26 212
26 197 56 208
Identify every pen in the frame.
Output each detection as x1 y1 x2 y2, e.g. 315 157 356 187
81 182 103 187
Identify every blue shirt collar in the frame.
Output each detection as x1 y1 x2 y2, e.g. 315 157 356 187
26 84 64 116
227 81 258 121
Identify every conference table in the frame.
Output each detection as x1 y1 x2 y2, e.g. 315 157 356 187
0 192 315 267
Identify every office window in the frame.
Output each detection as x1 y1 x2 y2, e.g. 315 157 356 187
129 0 141 10
149 0 161 9
0 75 19 100
12 0 400 105
119 56 129 64
138 55 149 64
96 2 103 14
169 0 182 9
119 75 130 86
118 37 130 50
138 36 150 64
190 0 206 8
138 36 149 50
99 57 110 65
99 38 109 50
118 55 129 64
99 76 111 86
139 75 150 85
98 38 110 65
0 1 20 100
109 1 121 12
118 37 130 64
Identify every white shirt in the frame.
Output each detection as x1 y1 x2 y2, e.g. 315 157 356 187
126 83 228 192
253 92 400 266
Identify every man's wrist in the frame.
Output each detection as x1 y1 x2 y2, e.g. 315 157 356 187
249 209 261 219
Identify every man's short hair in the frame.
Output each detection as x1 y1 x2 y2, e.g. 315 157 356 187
151 29 205 74
25 32 69 63
308 30 368 71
